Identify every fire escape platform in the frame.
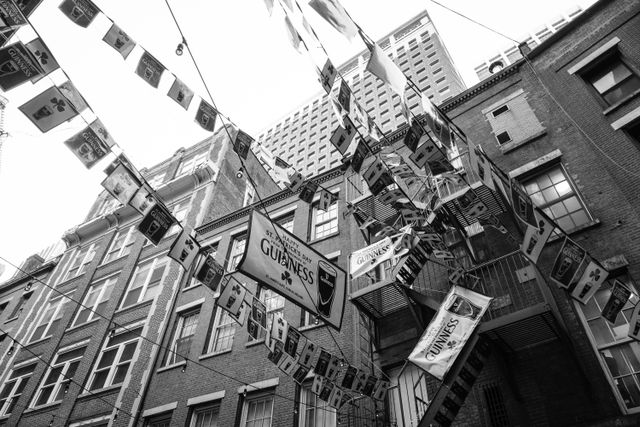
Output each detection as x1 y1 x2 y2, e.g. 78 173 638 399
350 277 412 319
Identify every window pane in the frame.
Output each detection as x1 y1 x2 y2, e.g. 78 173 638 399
591 62 632 93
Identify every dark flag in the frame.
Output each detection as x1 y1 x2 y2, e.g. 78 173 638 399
318 58 337 94
318 380 334 402
195 99 217 131
102 161 140 205
373 380 390 401
138 203 175 246
234 130 253 160
329 116 356 155
284 327 301 358
25 38 58 82
0 42 42 91
350 139 367 173
195 254 225 292
58 0 100 28
0 0 27 28
102 23 135 59
318 189 335 212
550 237 586 289
404 120 424 152
19 86 77 132
409 135 453 175
168 228 200 271
58 80 88 113
251 297 267 329
314 350 331 377
63 125 109 169
337 79 350 112
167 78 194 110
136 51 165 88
298 181 318 203
363 157 393 196
362 375 378 397
602 280 631 324
341 366 357 389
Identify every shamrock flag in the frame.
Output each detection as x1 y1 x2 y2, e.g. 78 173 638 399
168 228 201 271
102 23 135 59
571 259 608 305
25 38 58 83
217 275 248 318
19 86 77 132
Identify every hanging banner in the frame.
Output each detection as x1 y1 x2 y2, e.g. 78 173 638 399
628 303 640 341
167 77 194 110
58 80 89 114
571 259 608 305
408 285 492 380
237 210 347 330
349 237 396 279
25 38 58 82
550 237 586 289
195 254 225 292
102 161 140 205
365 42 407 98
299 181 319 203
168 228 200 271
329 116 356 155
234 130 253 160
351 139 367 173
138 203 175 245
102 23 135 59
129 185 156 216
318 189 335 212
218 275 248 318
0 42 42 91
59 0 100 28
63 125 109 169
602 280 631 324
403 120 424 152
308 0 358 40
195 99 217 131
520 212 554 264
19 86 78 132
318 59 337 94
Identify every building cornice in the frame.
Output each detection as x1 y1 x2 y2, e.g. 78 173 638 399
0 259 58 292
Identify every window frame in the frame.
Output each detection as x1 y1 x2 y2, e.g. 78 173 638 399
227 234 247 272
581 53 640 107
29 290 74 343
164 307 201 366
240 391 275 427
87 326 143 392
0 362 36 416
189 403 221 427
205 307 236 355
63 242 98 281
309 192 339 241
298 382 336 427
31 346 85 407
120 256 169 309
175 151 208 179
72 276 117 327
102 226 136 265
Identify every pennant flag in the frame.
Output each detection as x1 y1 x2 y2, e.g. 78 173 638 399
0 42 41 91
510 179 537 228
89 118 117 148
129 185 156 216
329 116 356 155
318 380 334 402
349 237 396 279
520 212 554 263
195 254 225 292
365 42 407 98
311 374 324 395
58 80 88 114
262 0 274 15
571 259 608 305
218 276 248 318
292 364 311 384
363 157 393 196
314 349 331 376
25 38 58 82
408 285 492 380
351 139 368 173
136 51 165 88
403 121 424 152
468 143 495 191
318 58 337 94
195 99 217 131
59 0 100 28
550 237 586 289
353 371 367 394
299 340 319 368
421 94 452 148
278 353 297 376
102 23 135 59
270 314 289 343
0 0 27 28
602 280 631 324
628 303 640 341
328 385 344 409
19 86 78 132
409 135 453 175
234 130 253 160
309 0 358 40
168 228 200 271
267 341 285 365
167 78 194 110
362 375 378 397
63 125 109 169
341 365 357 389
102 161 140 205
337 79 351 112
138 203 175 245
251 297 267 329
287 170 305 192
247 316 264 341
373 379 390 401
284 327 301 358
318 189 335 212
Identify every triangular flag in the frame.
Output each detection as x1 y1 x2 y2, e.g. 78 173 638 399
168 228 201 271
309 0 358 40
135 51 165 88
102 23 135 59
571 259 608 305
59 0 100 28
167 78 194 110
365 42 407 98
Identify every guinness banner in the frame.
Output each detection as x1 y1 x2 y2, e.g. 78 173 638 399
238 210 347 330
349 237 396 279
59 0 100 28
63 126 109 169
408 285 492 380
0 42 42 91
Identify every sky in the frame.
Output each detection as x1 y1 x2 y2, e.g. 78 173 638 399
0 0 597 282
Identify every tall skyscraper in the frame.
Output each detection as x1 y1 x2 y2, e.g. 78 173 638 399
256 10 466 177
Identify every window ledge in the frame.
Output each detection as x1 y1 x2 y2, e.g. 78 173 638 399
603 89 640 115
199 349 232 361
77 384 121 399
65 317 101 334
24 336 51 348
547 219 601 243
309 231 340 245
114 299 154 316
23 401 61 415
499 130 547 154
246 339 265 348
299 323 326 332
157 360 186 373
4 316 18 324
183 283 202 292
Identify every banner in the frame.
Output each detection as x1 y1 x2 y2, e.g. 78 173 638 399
318 189 335 212
404 120 424 152
102 23 135 59
550 237 586 288
329 116 356 155
0 0 27 27
0 42 41 90
237 210 347 329
102 161 140 205
218 275 248 318
195 254 225 292
299 181 318 203
408 285 492 380
571 259 608 305
167 78 194 110
19 86 78 132
195 99 217 131
59 0 100 28
318 59 337 94
129 185 156 216
25 38 58 82
168 228 200 271
138 203 175 245
520 212 554 263
58 80 89 114
365 42 407 98
136 51 165 88
63 125 109 169
234 130 253 160
309 0 358 40
349 237 396 279
89 118 117 148
298 340 319 368
409 135 453 175
602 280 631 324
351 139 367 173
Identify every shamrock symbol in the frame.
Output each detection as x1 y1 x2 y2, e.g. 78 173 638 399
281 271 292 285
232 284 241 295
184 238 195 251
590 268 601 281
35 50 49 65
446 340 457 350
50 98 66 112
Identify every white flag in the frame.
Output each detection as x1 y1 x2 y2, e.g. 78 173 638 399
349 237 397 279
309 0 358 40
571 260 608 305
366 43 407 98
520 212 553 264
168 228 200 271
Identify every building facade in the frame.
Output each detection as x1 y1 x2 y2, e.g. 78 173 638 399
256 10 466 178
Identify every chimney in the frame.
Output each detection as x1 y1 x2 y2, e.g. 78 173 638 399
518 41 531 57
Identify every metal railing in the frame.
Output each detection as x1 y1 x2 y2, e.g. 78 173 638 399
388 363 440 427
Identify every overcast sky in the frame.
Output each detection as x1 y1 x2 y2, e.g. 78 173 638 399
0 0 597 282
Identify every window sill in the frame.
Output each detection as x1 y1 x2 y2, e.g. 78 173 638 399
299 323 326 332
183 283 202 292
499 130 547 154
56 274 85 288
65 317 101 334
157 360 186 373
199 349 232 361
309 231 340 245
24 335 51 348
4 316 18 324
23 401 61 414
114 299 154 316
603 89 640 115
246 339 265 348
547 219 601 243
77 384 121 399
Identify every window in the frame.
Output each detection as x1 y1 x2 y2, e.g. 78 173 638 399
0 363 36 415
240 393 274 427
243 184 255 207
7 292 31 319
73 277 117 327
168 198 191 236
147 172 166 189
95 196 120 217
32 347 85 407
495 131 512 145
64 243 97 281
310 195 339 240
577 276 640 410
582 56 640 106
483 89 545 147
102 226 136 264
258 288 285 341
88 326 143 391
121 256 169 308
165 308 200 365
300 309 322 328
227 235 246 272
189 403 220 427
522 164 591 232
299 384 336 427
176 151 208 178
492 105 509 117
30 291 73 342
206 308 236 354
276 213 295 233
145 413 172 427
